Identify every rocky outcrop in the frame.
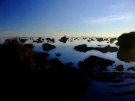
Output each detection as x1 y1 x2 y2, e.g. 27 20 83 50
33 37 44 43
59 36 69 43
56 53 61 57
117 32 135 62
78 56 114 73
46 38 55 43
96 38 104 42
74 44 118 53
127 67 135 71
116 65 124 71
0 39 89 100
110 38 117 43
24 44 34 49
42 43 56 51
74 44 90 52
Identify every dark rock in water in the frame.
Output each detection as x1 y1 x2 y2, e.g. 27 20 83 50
74 44 90 52
19 39 28 43
87 40 90 42
78 56 114 73
117 32 135 62
56 53 61 57
70 40 73 42
127 67 135 71
24 44 34 49
46 38 55 43
116 65 124 71
33 37 44 43
104 38 109 41
110 38 117 43
96 38 104 42
43 43 56 51
97 45 103 46
95 45 118 53
59 36 69 43
74 44 118 53
91 38 94 41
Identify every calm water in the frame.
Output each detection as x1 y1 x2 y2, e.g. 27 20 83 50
28 37 135 73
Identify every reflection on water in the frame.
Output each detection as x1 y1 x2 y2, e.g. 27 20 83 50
117 32 135 62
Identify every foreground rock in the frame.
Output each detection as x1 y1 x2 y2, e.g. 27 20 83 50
0 39 89 99
42 43 56 51
74 44 118 53
59 36 69 43
78 56 114 73
117 32 135 62
116 65 124 72
24 44 34 49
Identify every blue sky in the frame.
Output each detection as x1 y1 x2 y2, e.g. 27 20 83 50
0 0 135 37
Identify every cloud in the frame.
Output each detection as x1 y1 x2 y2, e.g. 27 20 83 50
84 13 134 23
108 0 135 10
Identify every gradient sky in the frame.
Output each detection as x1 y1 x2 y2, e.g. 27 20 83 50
0 0 135 37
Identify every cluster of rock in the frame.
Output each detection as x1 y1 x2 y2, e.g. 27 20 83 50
46 38 55 43
33 37 44 43
74 44 118 53
0 39 89 99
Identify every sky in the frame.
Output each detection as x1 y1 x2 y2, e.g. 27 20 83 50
0 0 135 37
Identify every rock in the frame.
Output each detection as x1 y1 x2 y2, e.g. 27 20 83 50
74 44 118 53
74 44 91 52
33 37 44 43
56 53 61 57
24 44 34 49
96 38 104 42
95 45 118 53
78 56 114 73
59 36 69 43
104 38 109 41
43 43 56 51
110 38 117 43
87 40 90 42
19 39 28 43
46 38 55 43
117 32 135 62
116 65 124 71
97 45 103 46
91 38 94 41
127 67 135 71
